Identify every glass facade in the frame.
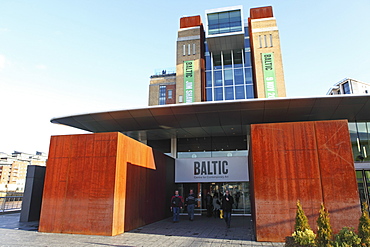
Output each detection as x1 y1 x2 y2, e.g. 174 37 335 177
175 134 250 215
349 122 370 162
207 10 242 35
159 85 166 105
204 28 254 101
176 182 251 216
356 170 370 210
342 82 351 94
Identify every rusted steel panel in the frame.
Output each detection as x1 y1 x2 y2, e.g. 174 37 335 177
250 120 360 242
250 6 273 20
180 15 202 29
39 132 174 236
315 120 360 233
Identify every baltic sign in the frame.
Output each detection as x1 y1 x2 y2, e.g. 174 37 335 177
184 60 194 103
175 157 249 183
262 52 278 98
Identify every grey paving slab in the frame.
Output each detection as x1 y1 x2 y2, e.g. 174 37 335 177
0 213 283 246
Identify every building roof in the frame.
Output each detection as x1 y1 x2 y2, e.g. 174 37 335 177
326 78 370 95
51 95 370 141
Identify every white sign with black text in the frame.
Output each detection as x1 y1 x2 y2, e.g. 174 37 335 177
175 157 249 183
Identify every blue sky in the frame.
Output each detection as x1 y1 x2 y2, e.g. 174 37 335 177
1 0 369 154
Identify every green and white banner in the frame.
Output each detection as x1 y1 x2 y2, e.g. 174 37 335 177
262 53 278 98
184 60 194 103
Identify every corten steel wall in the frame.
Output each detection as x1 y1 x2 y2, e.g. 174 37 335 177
250 120 360 242
39 132 175 236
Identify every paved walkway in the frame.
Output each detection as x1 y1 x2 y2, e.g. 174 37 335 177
0 212 284 246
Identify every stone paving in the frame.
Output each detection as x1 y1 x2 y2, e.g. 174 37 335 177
0 212 285 246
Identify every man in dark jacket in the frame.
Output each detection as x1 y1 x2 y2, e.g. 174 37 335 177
222 190 234 228
170 190 183 223
185 189 196 221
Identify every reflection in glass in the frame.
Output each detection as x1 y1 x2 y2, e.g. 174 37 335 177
213 54 222 70
234 50 243 68
350 122 370 162
206 88 212 101
224 70 233 86
214 87 223 101
234 69 243 85
246 84 254 98
206 71 212 87
207 10 242 35
223 53 232 69
214 70 222 87
357 171 366 203
225 87 234 100
235 86 245 99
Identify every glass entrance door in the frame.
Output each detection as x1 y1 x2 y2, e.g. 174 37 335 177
177 182 251 215
209 182 251 215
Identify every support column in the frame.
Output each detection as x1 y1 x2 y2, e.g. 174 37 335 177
171 137 177 158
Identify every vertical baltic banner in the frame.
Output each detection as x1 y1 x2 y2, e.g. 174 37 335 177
184 60 194 103
262 53 278 98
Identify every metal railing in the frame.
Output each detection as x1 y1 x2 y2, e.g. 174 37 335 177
0 196 23 213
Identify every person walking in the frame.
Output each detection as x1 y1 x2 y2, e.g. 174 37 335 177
185 189 196 221
222 190 234 228
170 190 183 223
212 192 221 218
205 192 213 217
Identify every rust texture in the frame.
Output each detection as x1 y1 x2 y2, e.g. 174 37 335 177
250 6 273 20
180 15 202 29
39 132 174 236
250 120 360 242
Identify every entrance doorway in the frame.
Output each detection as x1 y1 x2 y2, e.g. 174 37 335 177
177 182 251 216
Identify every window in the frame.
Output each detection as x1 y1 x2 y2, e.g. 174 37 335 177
193 44 196 55
206 88 213 101
223 52 232 69
159 86 166 105
207 10 242 35
259 35 262 48
183 45 186 56
225 87 234 100
206 71 212 87
167 90 173 99
342 82 351 94
235 86 245 99
246 84 254 98
214 87 223 101
234 50 243 68
234 69 243 85
224 70 233 86
188 44 191 55
270 34 273 47
213 53 222 70
264 35 267 48
244 51 251 67
214 70 223 87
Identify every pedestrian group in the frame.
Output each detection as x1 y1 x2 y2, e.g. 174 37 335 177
170 189 235 228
